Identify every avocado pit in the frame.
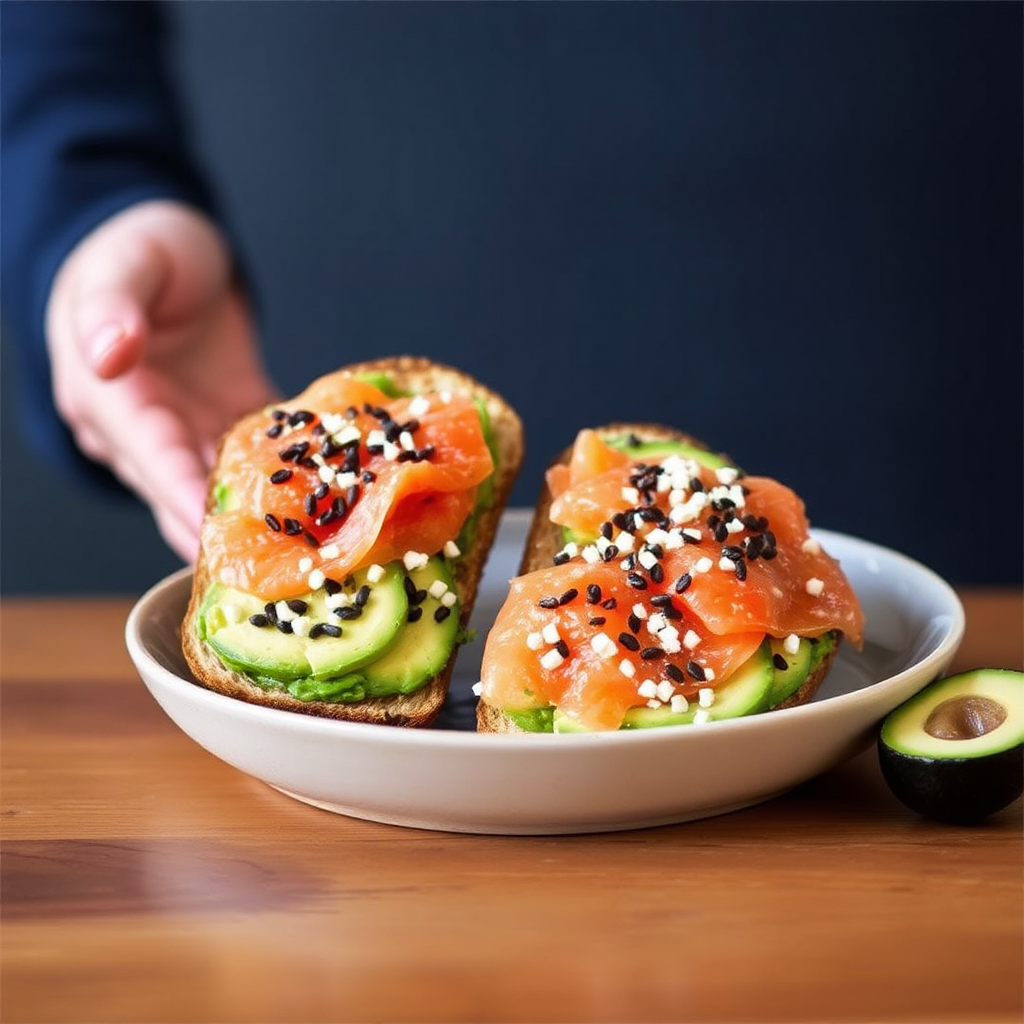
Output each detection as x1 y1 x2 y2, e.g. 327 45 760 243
924 695 1007 741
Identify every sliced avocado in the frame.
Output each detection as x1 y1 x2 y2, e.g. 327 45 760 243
542 643 774 733
201 563 408 683
360 556 461 695
766 633 836 708
878 669 1024 824
602 433 734 472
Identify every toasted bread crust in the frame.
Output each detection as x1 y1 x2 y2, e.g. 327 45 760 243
182 356 523 726
476 423 842 733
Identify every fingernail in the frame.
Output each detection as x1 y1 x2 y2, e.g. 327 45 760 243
87 322 126 368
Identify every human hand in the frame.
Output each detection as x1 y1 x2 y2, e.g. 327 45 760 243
45 200 279 563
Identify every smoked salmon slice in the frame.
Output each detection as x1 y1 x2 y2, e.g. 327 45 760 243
200 372 494 599
479 431 864 731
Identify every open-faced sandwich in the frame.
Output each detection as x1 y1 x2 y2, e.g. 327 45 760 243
183 356 523 726
475 424 864 733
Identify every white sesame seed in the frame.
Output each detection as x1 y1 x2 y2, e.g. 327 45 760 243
805 577 825 596
698 687 715 708
366 564 385 584
619 659 636 678
637 679 658 699
695 556 714 573
591 632 618 659
308 569 326 590
540 648 564 671
443 539 461 558
541 622 561 645
526 631 544 650
784 633 801 655
670 694 689 714
683 629 702 650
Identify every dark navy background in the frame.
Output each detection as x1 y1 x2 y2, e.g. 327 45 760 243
2 1 1021 593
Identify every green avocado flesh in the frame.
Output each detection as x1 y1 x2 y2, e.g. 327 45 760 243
507 636 828 733
878 669 1024 824
199 557 460 703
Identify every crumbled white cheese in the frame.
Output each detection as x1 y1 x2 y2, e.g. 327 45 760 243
541 622 561 645
540 648 564 671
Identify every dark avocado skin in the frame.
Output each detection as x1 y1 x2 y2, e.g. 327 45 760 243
877 741 1023 825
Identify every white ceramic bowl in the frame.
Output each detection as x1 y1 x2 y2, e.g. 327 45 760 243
126 510 964 834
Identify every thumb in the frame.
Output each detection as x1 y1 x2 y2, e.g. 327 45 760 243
70 234 169 380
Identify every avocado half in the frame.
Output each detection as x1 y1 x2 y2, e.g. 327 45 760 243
878 669 1023 825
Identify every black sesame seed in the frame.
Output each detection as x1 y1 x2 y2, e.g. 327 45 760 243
434 605 451 623
407 607 423 623
640 647 665 661
675 573 693 594
248 613 271 628
269 468 293 485
586 584 602 604
559 588 579 606
686 659 706 681
626 572 648 590
265 513 282 532
773 653 789 672
618 632 641 651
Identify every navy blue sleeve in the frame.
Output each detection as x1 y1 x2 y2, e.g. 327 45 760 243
0 0 222 489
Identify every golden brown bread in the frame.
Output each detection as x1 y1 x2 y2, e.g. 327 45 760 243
476 422 842 733
183 356 523 726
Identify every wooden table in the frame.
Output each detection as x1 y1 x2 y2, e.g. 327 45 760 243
2 589 1021 1024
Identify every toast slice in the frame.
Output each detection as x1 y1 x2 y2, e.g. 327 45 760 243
476 423 845 733
183 356 523 726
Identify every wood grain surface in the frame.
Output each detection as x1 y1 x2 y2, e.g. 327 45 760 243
2 589 1021 1024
